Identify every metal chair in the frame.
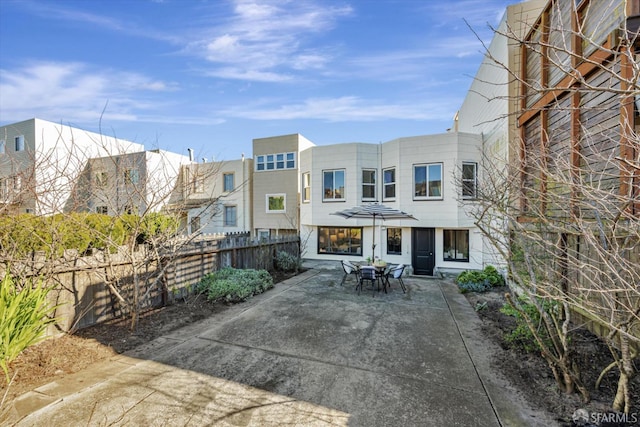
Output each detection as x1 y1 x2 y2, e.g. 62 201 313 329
358 266 378 296
385 264 406 293
340 260 359 286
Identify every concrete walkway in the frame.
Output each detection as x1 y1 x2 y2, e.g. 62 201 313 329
9 260 556 426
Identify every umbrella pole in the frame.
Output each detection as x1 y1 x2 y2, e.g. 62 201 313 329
372 215 376 261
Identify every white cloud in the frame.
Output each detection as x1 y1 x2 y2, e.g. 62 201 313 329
0 62 175 124
189 0 352 82
220 96 456 122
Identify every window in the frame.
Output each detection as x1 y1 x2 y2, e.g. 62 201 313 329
383 168 396 199
323 170 345 201
266 194 286 212
223 173 234 192
124 169 139 184
414 163 442 199
286 152 295 168
15 135 24 151
318 227 362 255
256 152 296 171
387 228 402 255
96 206 108 215
462 162 477 199
443 230 469 262
0 179 7 199
362 169 376 200
0 140 5 154
224 206 237 226
123 205 136 214
302 172 311 202
95 172 108 187
190 216 201 233
13 176 22 192
192 175 204 193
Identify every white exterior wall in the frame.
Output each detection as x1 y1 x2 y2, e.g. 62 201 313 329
300 132 485 274
1 118 144 215
185 158 253 235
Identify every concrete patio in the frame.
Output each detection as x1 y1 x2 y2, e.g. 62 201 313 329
10 260 556 426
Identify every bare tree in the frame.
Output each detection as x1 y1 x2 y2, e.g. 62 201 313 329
462 0 639 413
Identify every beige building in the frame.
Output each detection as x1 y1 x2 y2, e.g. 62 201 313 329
251 134 314 239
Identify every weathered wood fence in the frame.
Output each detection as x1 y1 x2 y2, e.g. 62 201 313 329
2 233 300 333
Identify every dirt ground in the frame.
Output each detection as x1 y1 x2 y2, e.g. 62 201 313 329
2 277 638 426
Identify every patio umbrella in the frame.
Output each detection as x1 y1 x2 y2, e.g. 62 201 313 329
331 203 417 260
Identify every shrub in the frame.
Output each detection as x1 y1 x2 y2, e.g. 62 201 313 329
196 267 273 304
0 273 58 382
500 296 557 352
456 265 505 293
275 251 299 272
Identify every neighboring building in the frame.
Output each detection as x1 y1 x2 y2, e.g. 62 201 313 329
72 149 191 215
517 0 639 217
168 157 253 235
251 134 315 239
0 118 145 215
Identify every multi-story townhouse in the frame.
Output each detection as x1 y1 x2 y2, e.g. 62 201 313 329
298 133 484 275
0 118 145 215
71 149 191 216
168 157 253 235
252 134 315 239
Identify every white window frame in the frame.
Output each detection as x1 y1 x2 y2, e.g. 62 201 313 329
383 168 396 200
462 162 477 199
302 172 311 203
266 193 286 213
413 163 443 200
255 152 296 171
15 135 24 152
323 169 345 201
224 205 237 226
223 173 234 192
362 169 376 201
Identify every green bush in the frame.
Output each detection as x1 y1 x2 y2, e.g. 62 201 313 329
456 265 505 293
275 251 299 272
0 273 58 382
196 267 273 304
500 296 557 352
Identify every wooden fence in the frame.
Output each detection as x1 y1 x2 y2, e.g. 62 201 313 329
2 233 300 333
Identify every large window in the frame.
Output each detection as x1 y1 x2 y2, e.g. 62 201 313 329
414 163 442 199
362 169 376 201
190 216 201 233
383 168 395 199
318 227 362 255
302 172 310 202
323 169 345 201
223 173 234 192
266 194 286 212
224 206 237 226
256 152 296 171
386 228 402 255
462 162 477 199
443 229 469 262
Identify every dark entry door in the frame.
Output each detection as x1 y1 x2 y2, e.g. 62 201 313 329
412 228 435 275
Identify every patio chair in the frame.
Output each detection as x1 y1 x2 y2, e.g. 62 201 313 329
340 260 359 286
358 266 378 296
385 264 406 293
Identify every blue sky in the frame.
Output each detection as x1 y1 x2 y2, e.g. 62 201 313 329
0 0 514 161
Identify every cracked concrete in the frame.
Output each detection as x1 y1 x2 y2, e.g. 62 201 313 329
8 260 557 426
